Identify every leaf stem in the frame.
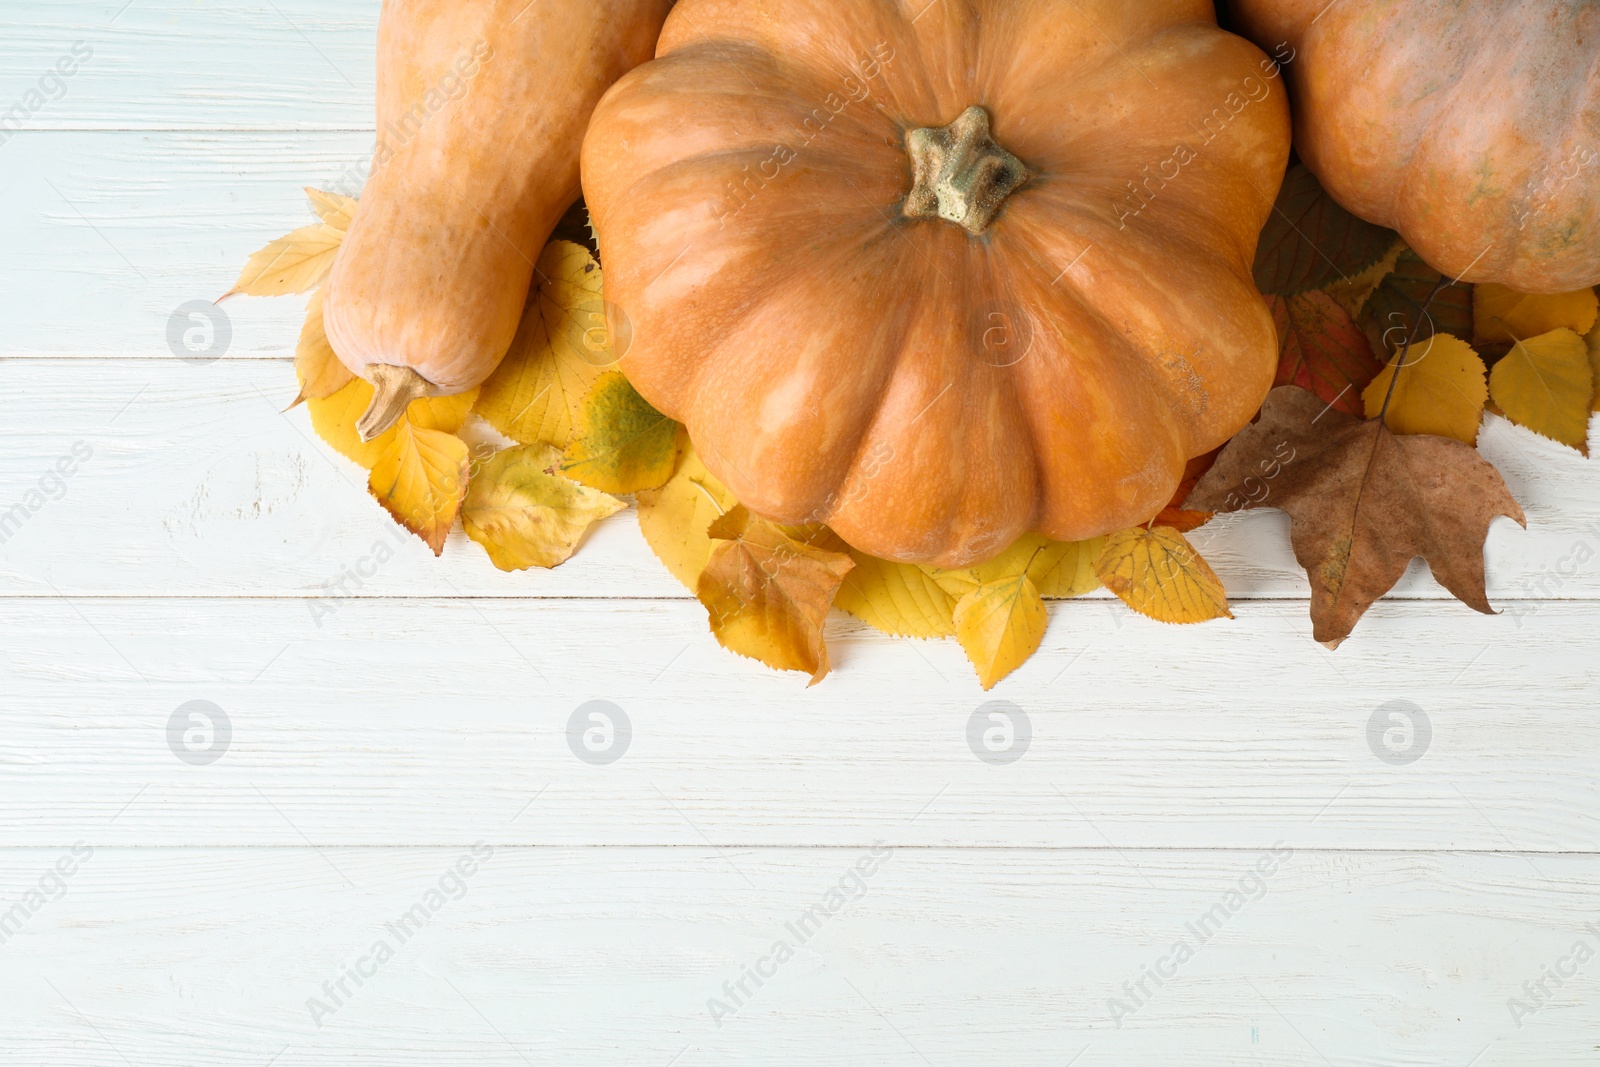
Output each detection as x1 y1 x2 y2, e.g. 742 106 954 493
1375 275 1453 425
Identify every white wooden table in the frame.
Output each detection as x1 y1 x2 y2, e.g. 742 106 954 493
2 3 1597 1063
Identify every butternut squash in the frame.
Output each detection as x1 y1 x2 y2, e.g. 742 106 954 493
325 0 673 440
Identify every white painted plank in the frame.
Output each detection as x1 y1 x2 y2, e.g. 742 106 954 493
1 595 1596 848
0 847 1594 1065
0 358 1592 599
0 132 374 357
0 1 377 130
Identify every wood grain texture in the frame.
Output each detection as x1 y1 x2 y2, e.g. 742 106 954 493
3 2 1598 1062
0 848 1596 1065
0 1 377 130
1 595 1595 849
0 359 1593 599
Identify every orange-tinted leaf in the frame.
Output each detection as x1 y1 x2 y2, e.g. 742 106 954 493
1269 291 1383 417
696 506 855 683
1093 526 1231 624
368 421 471 556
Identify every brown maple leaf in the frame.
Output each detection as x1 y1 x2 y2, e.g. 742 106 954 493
1187 386 1525 647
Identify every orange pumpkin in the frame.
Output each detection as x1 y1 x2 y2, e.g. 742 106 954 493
324 0 672 440
1231 0 1600 294
582 0 1292 566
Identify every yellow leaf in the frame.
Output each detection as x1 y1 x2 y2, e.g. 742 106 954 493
293 289 353 404
1587 308 1600 413
1362 332 1488 445
1474 283 1598 344
1488 327 1594 454
696 506 855 683
1093 526 1231 624
305 187 358 231
309 378 478 469
475 241 612 447
636 437 738 589
835 551 956 638
561 371 678 494
953 573 1047 690
227 222 343 297
368 420 470 556
928 532 1105 599
462 443 626 571
1324 238 1404 321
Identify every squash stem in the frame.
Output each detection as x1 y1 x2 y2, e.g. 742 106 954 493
357 364 432 441
903 106 1028 235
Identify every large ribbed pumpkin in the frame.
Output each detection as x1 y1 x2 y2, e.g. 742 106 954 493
583 0 1291 566
1231 0 1600 294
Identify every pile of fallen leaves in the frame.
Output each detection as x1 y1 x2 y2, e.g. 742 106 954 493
228 171 1598 686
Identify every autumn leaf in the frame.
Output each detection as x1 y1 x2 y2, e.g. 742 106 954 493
226 222 344 298
1189 386 1525 647
1323 238 1404 320
1252 164 1399 296
1360 249 1475 357
1151 449 1221 533
953 573 1047 690
1588 314 1600 413
1268 290 1384 417
308 378 478 469
636 437 738 589
368 419 471 555
475 241 612 447
561 371 679 494
305 187 358 232
462 443 626 570
1488 328 1594 454
697 506 855 683
1362 333 1487 445
928 533 1104 599
1474 283 1598 345
835 551 957 638
292 289 353 405
1093 526 1231 624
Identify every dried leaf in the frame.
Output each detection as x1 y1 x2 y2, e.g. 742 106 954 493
462 443 625 571
1588 314 1600 413
561 371 678 494
636 437 738 589
835 551 956 638
1093 526 1231 624
1151 450 1220 533
1488 328 1594 454
368 420 471 556
1361 333 1487 445
308 378 478 469
697 506 855 683
953 573 1047 690
475 241 611 447
1360 249 1475 357
1189 386 1525 647
928 533 1105 599
1252 164 1398 296
292 289 353 404
1269 290 1384 417
1323 238 1405 320
1474 283 1598 345
227 222 343 297
305 187 358 232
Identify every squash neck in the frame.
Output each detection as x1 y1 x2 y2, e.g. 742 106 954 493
903 106 1028 235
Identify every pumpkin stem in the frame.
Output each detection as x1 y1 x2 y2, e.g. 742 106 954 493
903 106 1028 235
357 364 432 441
